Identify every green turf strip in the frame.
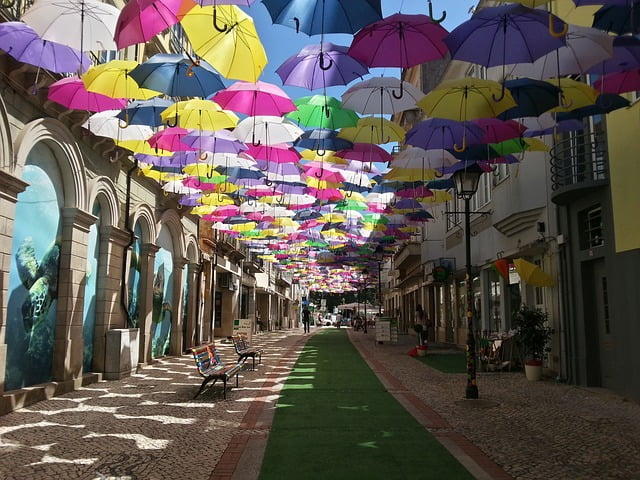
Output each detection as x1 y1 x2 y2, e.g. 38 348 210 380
414 352 468 374
259 330 473 480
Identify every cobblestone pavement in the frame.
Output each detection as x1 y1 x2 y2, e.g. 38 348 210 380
1 328 639 480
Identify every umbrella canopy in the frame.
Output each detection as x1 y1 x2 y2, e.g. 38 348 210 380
417 78 517 121
233 116 304 145
513 258 555 287
0 21 90 74
114 0 182 49
82 60 161 100
295 128 353 152
594 68 640 94
21 0 120 51
335 143 393 164
261 0 383 35
555 93 631 120
405 118 484 151
548 78 599 112
592 2 640 35
338 116 405 144
348 13 449 68
275 42 369 90
587 35 640 75
48 76 127 112
116 98 174 127
82 110 153 140
286 95 359 129
179 4 267 82
129 54 225 98
160 99 239 130
341 77 424 115
444 4 568 68
497 77 560 120
212 80 296 116
181 129 248 154
392 147 457 170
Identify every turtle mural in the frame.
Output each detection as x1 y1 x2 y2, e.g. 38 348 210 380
15 236 61 355
151 261 173 358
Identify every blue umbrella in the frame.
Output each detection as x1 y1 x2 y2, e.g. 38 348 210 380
555 93 630 121
593 2 639 35
261 0 383 35
116 98 174 127
129 53 225 98
497 78 560 120
294 128 353 153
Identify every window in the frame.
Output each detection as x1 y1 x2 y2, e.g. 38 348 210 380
493 163 510 185
579 205 604 249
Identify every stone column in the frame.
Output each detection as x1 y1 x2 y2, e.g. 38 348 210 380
170 257 187 355
137 243 159 365
185 262 201 350
53 208 97 384
0 170 29 394
91 225 131 373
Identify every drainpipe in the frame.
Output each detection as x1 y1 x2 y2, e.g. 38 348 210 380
195 218 203 347
120 158 138 328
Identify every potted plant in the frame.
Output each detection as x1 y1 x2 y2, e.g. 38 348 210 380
513 305 551 381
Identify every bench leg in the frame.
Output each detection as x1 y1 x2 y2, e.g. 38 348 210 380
195 377 217 399
252 355 256 370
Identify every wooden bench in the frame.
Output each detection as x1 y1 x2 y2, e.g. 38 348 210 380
190 344 243 399
231 335 264 370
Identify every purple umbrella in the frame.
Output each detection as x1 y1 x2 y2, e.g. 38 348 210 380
587 35 640 75
0 21 90 74
275 42 369 90
405 118 484 151
180 129 248 154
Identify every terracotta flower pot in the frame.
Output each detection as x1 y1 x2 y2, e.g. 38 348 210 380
417 345 428 357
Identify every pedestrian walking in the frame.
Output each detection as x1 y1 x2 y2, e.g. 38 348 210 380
415 304 427 345
302 307 311 333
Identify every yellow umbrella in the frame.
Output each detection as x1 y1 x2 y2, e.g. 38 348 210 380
300 149 348 164
138 165 183 182
82 60 160 100
417 78 516 121
198 193 235 206
115 139 172 156
422 191 453 204
183 163 220 177
179 5 267 82
548 78 599 113
384 168 438 181
160 99 238 130
231 222 257 232
513 258 556 287
338 116 405 144
190 205 216 215
305 177 341 189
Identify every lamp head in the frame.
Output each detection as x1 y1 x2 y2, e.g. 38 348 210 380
452 162 484 200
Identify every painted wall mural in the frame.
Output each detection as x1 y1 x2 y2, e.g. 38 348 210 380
82 203 100 373
152 227 174 358
128 222 143 328
5 145 63 390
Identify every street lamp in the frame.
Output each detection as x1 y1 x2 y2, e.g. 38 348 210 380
374 245 384 316
452 162 484 400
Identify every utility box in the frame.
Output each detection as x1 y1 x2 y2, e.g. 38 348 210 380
105 329 140 380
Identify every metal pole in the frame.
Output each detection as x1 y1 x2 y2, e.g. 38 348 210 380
363 274 368 334
378 261 383 316
465 197 479 399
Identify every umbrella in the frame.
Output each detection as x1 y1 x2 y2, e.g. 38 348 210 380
47 76 127 112
555 93 631 121
348 13 449 68
497 78 560 120
548 78 599 112
179 4 267 82
417 78 517 122
507 25 615 79
341 77 424 115
392 147 457 170
114 0 182 49
82 110 153 140
334 143 393 164
513 258 555 287
261 0 383 35
21 0 120 52
587 35 640 75
0 21 90 74
212 81 296 117
594 68 640 94
129 54 225 98
275 42 369 90
472 118 528 144
116 98 174 127
338 117 405 144
285 95 359 130
160 99 239 130
181 129 248 154
147 127 193 152
592 2 640 35
82 60 161 100
405 118 485 151
234 116 303 146
295 128 353 153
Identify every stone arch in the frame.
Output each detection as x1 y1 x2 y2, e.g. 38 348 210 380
129 203 157 245
0 95 13 171
185 235 199 264
87 176 120 227
156 209 186 261
13 118 88 211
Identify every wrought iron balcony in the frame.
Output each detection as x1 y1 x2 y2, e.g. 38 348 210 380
550 130 609 205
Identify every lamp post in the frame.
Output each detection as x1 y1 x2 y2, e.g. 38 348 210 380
374 245 384 316
452 162 484 400
362 268 368 334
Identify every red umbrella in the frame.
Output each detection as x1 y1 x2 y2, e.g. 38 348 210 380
471 118 528 144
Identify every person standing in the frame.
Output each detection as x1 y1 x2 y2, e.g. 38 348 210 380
415 304 427 345
302 307 311 333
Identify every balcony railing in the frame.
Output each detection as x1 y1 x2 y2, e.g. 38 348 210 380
550 130 609 205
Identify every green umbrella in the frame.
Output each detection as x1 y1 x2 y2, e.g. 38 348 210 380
286 95 359 130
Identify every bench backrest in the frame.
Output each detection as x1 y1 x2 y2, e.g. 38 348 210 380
233 335 248 351
191 344 224 376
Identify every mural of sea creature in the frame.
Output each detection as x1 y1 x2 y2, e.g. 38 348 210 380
152 265 165 324
15 237 61 350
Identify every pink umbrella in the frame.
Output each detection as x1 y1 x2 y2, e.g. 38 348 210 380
594 68 640 94
471 118 527 144
147 127 194 151
348 13 449 68
305 187 344 201
114 0 182 49
334 143 393 164
212 80 296 116
48 76 127 112
246 143 301 163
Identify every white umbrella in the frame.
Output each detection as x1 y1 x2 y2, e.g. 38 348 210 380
507 25 614 79
341 77 424 115
392 146 457 169
162 180 201 196
233 116 303 146
82 110 153 141
21 0 120 52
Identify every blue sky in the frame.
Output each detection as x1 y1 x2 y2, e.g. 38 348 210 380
242 1 476 101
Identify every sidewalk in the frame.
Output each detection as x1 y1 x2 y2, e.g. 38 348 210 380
1 328 639 479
